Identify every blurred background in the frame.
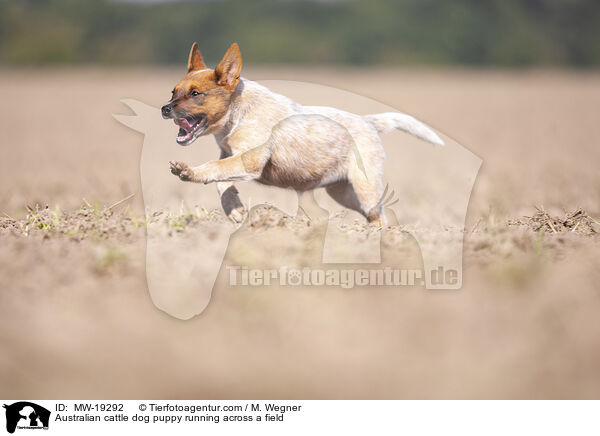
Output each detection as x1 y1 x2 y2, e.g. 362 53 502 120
1 0 599 67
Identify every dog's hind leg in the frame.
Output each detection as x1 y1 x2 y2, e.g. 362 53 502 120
325 181 361 213
324 165 386 227
335 150 386 226
322 180 383 263
327 179 385 226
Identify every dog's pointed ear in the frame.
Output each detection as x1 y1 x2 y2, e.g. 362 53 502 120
187 42 207 72
215 43 242 89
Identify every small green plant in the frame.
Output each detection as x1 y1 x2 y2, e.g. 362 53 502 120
128 210 147 228
52 205 61 228
168 215 186 229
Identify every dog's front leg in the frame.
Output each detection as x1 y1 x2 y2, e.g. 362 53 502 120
170 144 270 184
217 182 246 223
215 149 247 223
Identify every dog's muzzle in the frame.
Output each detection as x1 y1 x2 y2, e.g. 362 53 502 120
161 103 174 118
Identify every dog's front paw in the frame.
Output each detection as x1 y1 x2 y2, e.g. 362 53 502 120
169 161 195 182
228 206 247 224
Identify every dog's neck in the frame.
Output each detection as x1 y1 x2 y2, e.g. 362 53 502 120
213 78 297 141
209 79 247 139
210 78 258 140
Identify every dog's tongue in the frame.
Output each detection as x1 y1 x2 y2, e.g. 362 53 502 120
174 118 197 143
174 118 194 133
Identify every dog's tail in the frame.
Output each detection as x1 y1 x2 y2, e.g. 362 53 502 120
363 112 444 146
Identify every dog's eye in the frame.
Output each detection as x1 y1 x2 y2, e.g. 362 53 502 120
190 90 205 97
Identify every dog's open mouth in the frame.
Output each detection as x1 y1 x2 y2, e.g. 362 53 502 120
174 115 208 145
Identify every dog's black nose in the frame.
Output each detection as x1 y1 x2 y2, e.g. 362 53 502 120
161 104 173 117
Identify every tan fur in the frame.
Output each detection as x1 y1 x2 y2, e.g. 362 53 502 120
187 42 207 72
165 43 443 224
170 70 233 134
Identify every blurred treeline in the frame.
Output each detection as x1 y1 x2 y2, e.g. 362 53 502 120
1 0 599 66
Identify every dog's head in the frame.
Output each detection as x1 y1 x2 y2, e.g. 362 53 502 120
161 42 242 145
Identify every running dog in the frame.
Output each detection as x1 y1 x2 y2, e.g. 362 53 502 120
162 43 444 225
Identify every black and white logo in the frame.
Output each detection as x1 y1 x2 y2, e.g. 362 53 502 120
3 402 50 434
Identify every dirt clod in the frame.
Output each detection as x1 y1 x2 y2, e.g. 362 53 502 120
509 207 599 235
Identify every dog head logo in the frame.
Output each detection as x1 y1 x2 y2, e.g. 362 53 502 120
3 402 50 434
114 43 482 320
